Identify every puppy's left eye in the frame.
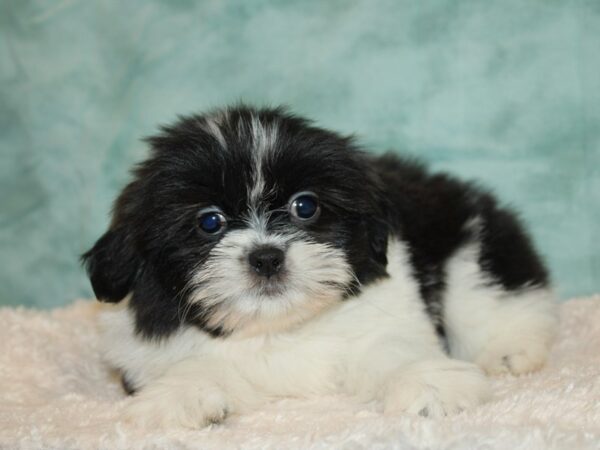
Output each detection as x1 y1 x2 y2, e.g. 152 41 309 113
289 192 320 223
197 207 227 235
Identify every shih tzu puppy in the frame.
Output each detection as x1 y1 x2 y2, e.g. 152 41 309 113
83 105 557 428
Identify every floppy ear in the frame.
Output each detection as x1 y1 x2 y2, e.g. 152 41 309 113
367 217 389 267
81 227 141 302
364 165 390 269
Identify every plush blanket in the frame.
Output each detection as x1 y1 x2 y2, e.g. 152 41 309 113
1 296 599 450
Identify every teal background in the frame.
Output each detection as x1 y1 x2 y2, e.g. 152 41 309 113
1 0 599 308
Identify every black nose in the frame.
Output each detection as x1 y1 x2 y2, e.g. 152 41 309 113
248 247 285 277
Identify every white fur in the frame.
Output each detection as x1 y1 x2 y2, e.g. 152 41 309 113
443 241 559 375
101 239 492 428
188 227 353 336
248 115 279 206
200 116 227 149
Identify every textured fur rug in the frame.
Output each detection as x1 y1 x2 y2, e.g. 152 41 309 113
0 297 599 450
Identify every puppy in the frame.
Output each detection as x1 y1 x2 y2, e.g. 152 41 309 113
83 106 557 427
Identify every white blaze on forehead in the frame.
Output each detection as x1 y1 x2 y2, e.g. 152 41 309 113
245 206 269 235
248 115 279 207
200 115 227 149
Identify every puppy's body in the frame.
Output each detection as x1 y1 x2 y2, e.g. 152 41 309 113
84 106 557 427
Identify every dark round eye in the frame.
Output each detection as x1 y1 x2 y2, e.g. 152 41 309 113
289 192 320 222
197 208 227 235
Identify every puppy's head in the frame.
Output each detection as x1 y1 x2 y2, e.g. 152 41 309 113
83 106 389 338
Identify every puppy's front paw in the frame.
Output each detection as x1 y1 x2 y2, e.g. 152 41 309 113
382 359 490 418
123 381 229 429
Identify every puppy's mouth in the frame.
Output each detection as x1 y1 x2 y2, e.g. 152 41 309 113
247 272 288 297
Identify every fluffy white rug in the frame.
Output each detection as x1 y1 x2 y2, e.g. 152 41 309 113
1 296 599 450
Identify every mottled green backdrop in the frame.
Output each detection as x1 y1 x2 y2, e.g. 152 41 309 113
1 0 599 308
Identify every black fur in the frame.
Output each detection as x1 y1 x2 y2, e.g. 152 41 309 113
371 154 548 335
121 372 137 396
82 105 549 341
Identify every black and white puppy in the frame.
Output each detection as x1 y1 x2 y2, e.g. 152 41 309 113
83 106 557 427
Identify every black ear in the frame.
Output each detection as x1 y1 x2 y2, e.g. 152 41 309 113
368 217 389 267
361 158 390 269
81 227 141 302
128 263 185 339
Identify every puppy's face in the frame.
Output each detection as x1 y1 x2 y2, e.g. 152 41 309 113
83 107 389 338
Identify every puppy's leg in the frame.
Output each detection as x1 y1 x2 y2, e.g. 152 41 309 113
349 335 490 417
342 238 491 417
381 358 490 417
123 357 260 429
344 302 489 415
444 241 558 375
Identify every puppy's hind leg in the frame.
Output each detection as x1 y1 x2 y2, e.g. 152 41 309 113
443 240 558 376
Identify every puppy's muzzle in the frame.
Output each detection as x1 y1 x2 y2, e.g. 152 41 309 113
248 246 284 278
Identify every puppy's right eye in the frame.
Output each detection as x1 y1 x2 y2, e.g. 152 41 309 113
197 207 227 235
